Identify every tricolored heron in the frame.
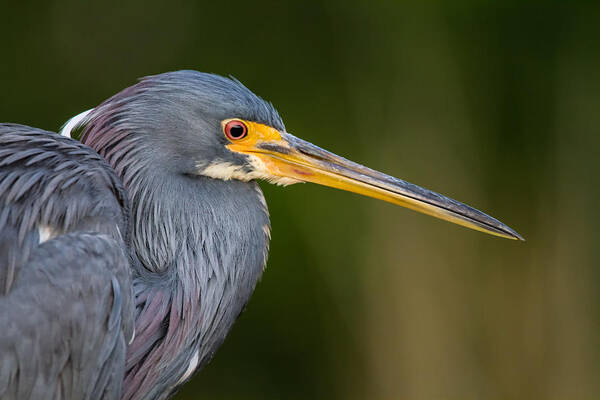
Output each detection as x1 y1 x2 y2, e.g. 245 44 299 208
0 71 522 400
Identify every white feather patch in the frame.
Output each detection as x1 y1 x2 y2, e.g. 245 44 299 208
177 350 199 384
60 109 93 138
262 224 271 240
198 155 300 186
38 225 57 243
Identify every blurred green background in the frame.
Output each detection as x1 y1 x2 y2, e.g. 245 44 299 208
2 1 599 399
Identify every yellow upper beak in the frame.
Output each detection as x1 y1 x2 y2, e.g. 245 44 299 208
226 121 524 241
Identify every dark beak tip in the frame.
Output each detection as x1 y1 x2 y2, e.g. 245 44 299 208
505 227 525 241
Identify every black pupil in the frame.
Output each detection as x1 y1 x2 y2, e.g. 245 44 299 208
230 124 245 138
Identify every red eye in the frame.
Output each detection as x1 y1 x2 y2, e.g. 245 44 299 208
224 120 248 140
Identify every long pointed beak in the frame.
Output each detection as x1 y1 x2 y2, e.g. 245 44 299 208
228 126 523 240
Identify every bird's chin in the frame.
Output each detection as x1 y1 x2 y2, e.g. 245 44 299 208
196 156 302 186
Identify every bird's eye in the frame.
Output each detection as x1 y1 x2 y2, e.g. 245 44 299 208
224 120 248 141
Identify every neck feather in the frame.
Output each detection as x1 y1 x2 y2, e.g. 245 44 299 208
81 119 270 400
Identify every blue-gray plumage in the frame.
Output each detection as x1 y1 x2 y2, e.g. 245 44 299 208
79 72 273 399
0 124 133 399
0 70 523 400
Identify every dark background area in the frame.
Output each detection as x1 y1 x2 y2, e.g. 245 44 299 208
2 1 599 399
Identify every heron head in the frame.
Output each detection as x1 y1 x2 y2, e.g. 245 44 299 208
74 70 522 240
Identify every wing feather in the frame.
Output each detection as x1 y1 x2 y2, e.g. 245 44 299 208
0 124 134 400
